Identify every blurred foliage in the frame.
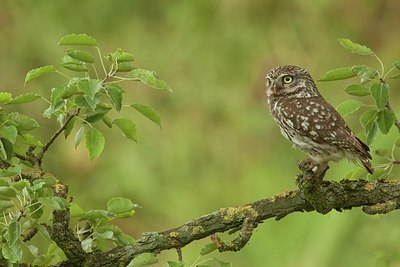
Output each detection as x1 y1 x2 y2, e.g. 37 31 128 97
1 0 400 266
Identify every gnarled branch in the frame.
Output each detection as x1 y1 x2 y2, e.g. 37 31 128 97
77 175 400 266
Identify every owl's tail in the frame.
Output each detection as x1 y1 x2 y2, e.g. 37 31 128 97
355 136 373 174
360 157 374 174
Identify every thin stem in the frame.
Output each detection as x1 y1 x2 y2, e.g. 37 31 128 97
373 53 385 79
36 109 80 167
55 70 72 80
96 47 107 76
91 64 99 79
383 66 397 80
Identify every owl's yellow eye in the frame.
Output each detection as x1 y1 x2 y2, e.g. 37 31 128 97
282 75 293 84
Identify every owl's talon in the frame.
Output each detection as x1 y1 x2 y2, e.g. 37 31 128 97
299 158 329 181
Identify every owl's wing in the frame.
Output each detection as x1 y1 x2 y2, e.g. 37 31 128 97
281 96 371 158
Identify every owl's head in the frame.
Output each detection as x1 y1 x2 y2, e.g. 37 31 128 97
265 65 320 99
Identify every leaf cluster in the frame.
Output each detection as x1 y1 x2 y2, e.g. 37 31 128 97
0 34 171 264
319 38 400 179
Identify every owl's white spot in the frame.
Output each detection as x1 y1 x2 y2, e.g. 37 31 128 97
306 106 311 111
286 119 294 127
310 130 317 136
313 118 319 122
330 122 335 126
330 132 337 138
313 108 318 113
315 125 321 129
321 111 326 115
301 121 309 130
300 116 308 121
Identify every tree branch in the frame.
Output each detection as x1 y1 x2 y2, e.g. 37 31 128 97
36 109 80 167
80 175 400 266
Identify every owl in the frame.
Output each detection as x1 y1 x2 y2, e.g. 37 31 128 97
265 65 373 176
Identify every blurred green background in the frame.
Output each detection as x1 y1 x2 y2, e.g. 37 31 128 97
1 0 400 266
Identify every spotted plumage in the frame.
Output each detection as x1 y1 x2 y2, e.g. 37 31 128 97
265 65 373 174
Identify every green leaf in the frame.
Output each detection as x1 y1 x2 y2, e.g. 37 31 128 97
344 84 370 96
336 100 364 116
85 106 112 123
61 62 88 72
81 209 111 221
9 112 40 131
70 203 85 217
25 65 55 84
78 79 102 99
0 93 12 104
127 69 172 91
81 238 94 252
46 242 67 265
2 243 22 263
7 93 41 105
0 200 13 211
105 84 123 112
393 61 400 70
318 67 356 81
84 127 105 160
107 49 134 62
360 67 378 84
58 33 97 46
113 118 137 142
0 125 18 143
27 245 39 257
338 38 373 56
38 196 68 210
74 126 85 148
167 261 185 267
131 103 161 127
370 82 389 110
360 110 378 132
0 186 16 198
107 197 136 218
50 86 66 105
74 95 100 111
377 108 395 134
117 62 136 72
200 242 217 255
366 122 378 145
66 48 94 63
0 138 13 160
103 116 113 128
64 117 76 139
127 253 158 267
8 221 21 246
18 134 43 146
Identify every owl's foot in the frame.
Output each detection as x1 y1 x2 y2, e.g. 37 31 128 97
298 158 329 182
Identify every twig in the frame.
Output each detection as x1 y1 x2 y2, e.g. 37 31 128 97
36 109 80 167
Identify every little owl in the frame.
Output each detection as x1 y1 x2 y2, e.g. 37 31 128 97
265 65 373 176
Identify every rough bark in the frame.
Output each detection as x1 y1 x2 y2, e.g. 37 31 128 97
34 162 400 266
78 176 400 266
